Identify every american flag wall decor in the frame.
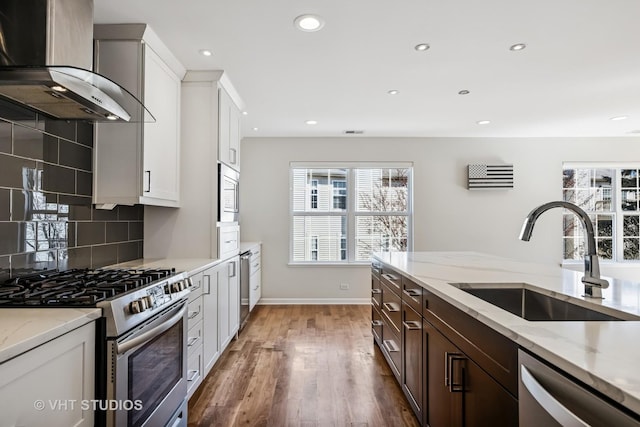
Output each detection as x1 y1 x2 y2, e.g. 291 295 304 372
467 164 514 189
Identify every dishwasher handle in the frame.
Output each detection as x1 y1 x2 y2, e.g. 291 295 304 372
520 365 589 427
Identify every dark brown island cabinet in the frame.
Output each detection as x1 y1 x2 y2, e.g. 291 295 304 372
371 261 519 427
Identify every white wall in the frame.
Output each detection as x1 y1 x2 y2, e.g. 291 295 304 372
239 137 640 302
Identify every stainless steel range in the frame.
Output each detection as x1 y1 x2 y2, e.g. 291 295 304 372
0 268 192 427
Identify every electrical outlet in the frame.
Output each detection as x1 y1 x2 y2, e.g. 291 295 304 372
340 283 349 290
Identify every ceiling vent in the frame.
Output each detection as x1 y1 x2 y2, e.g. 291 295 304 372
343 130 364 135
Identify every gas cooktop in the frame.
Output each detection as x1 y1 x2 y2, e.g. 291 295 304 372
0 268 178 307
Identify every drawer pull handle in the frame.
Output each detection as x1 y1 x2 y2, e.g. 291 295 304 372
445 352 466 393
402 320 421 330
188 308 201 319
382 302 400 312
371 288 382 294
187 370 199 382
371 320 383 327
382 339 400 353
403 289 421 298
187 336 200 347
382 273 398 282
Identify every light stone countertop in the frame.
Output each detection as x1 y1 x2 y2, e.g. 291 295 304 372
374 251 640 415
240 241 261 254
0 308 101 364
111 258 223 276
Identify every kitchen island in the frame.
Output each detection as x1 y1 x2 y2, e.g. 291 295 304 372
374 251 640 421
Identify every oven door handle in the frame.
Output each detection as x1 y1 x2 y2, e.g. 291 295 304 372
116 303 187 355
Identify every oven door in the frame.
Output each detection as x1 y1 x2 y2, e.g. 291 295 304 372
107 299 188 427
219 162 240 223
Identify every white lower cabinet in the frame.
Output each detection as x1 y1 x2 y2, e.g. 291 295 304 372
248 245 262 310
201 266 219 375
0 322 95 427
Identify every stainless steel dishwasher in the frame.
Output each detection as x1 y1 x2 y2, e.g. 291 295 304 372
519 349 639 426
239 250 251 331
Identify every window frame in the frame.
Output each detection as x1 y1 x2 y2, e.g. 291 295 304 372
289 162 413 265
563 162 640 264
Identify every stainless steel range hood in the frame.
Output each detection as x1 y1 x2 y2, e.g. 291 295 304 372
0 0 153 123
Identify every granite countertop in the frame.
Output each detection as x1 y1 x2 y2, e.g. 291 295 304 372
374 251 640 415
0 308 101 364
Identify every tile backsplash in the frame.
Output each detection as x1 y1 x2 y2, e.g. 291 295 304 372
0 99 143 279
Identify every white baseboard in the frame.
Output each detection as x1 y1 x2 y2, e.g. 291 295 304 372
257 298 370 305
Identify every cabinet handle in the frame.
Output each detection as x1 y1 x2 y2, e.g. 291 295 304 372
403 289 421 298
445 352 466 393
187 370 199 382
228 261 236 278
521 365 590 426
382 339 400 353
371 288 382 294
203 274 211 295
371 320 383 327
188 307 201 319
382 273 398 283
382 302 399 312
230 148 237 164
402 320 421 330
144 170 151 193
190 278 201 291
252 262 260 268
187 336 200 347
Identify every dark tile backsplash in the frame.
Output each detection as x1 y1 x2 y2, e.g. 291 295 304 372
0 99 144 278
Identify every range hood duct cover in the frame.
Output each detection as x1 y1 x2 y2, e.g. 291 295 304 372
0 0 153 123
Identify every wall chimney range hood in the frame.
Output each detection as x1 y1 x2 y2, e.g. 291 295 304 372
0 0 153 123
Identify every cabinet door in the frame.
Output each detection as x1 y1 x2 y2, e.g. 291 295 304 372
218 87 240 170
228 257 240 336
202 267 219 375
142 45 181 203
423 320 518 427
216 261 230 350
423 320 463 427
402 302 423 421
249 269 261 311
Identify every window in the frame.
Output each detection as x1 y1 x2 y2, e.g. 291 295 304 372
291 164 412 263
562 164 640 262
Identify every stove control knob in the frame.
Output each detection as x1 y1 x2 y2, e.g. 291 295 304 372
129 299 143 313
143 295 154 309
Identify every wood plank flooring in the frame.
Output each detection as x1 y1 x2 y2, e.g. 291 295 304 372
188 304 420 427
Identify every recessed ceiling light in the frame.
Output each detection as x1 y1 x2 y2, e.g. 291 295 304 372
105 114 119 121
294 14 325 32
414 43 430 51
610 115 629 121
477 120 491 125
388 90 399 95
458 90 470 95
509 43 526 51
253 127 259 131
199 49 213 57
305 120 318 125
242 111 248 116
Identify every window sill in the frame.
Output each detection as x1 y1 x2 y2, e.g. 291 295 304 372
288 262 371 267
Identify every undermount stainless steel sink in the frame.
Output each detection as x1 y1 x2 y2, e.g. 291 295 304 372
450 284 637 321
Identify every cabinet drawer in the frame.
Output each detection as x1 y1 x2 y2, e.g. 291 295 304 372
402 276 423 314
380 267 401 296
249 251 261 275
423 287 518 396
371 261 383 278
187 346 202 396
380 317 401 380
188 272 204 302
381 281 402 335
371 274 382 308
371 305 383 345
187 319 203 351
188 297 203 326
218 225 239 259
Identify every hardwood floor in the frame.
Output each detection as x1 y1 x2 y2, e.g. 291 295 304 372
188 304 420 427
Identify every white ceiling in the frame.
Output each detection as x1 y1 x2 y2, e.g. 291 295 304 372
94 0 640 138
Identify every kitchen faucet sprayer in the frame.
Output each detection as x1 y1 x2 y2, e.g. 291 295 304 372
519 201 609 299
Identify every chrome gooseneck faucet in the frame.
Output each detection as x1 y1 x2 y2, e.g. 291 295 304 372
519 201 609 299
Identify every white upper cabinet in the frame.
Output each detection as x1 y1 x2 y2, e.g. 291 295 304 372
218 86 241 172
93 24 186 208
